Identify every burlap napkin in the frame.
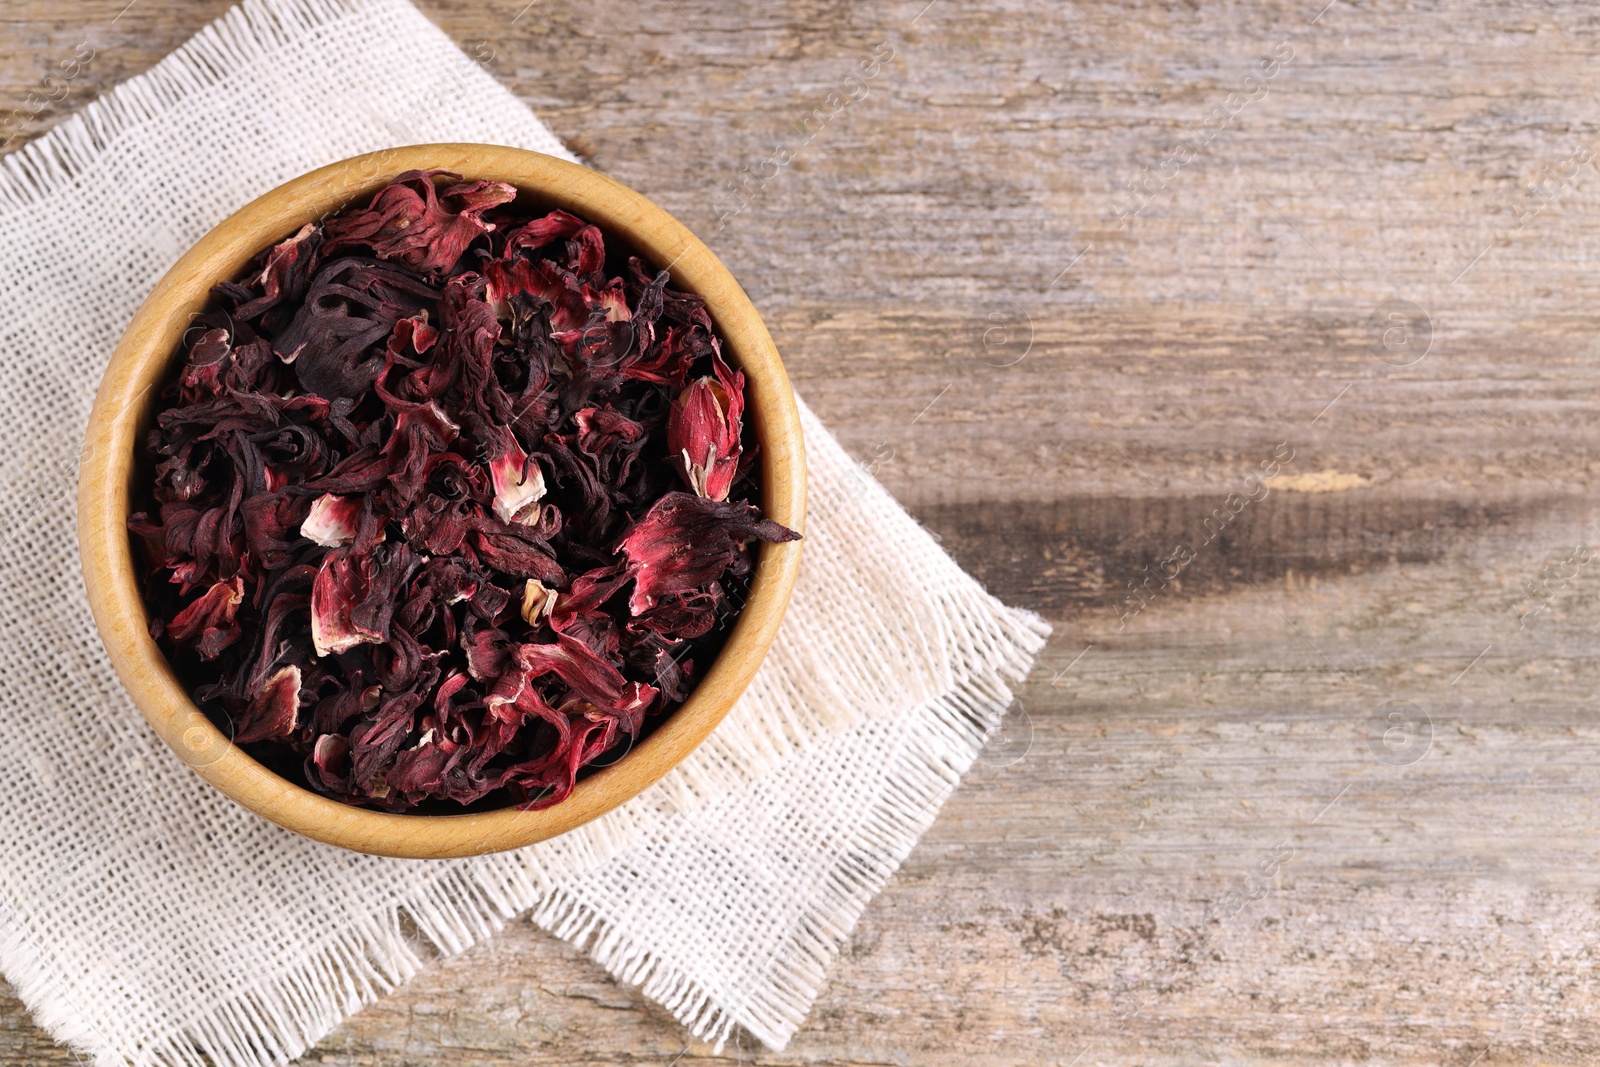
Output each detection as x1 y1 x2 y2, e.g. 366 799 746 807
0 1 1047 1063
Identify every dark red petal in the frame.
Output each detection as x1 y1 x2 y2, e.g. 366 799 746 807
313 732 349 773
180 329 232 397
618 492 798 615
310 550 384 657
167 577 245 659
235 222 324 320
236 664 302 743
386 729 462 801
486 425 546 524
301 493 361 547
503 209 587 254
511 634 657 735
324 170 516 275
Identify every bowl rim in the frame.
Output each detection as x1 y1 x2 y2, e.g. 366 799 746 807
77 144 805 859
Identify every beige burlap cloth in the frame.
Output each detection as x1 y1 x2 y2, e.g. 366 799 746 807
0 1 1048 1063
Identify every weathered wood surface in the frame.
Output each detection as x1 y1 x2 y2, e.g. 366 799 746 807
7 0 1600 1062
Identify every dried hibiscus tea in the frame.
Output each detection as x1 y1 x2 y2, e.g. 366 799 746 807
132 170 798 814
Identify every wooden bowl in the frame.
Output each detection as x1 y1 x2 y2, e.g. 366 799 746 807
77 144 805 859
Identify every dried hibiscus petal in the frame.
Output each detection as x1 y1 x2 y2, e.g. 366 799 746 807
487 425 547 525
165 576 245 660
235 222 323 321
310 549 386 657
301 493 361 547
668 353 745 501
619 492 799 615
236 664 302 744
324 170 517 276
181 328 232 397
133 172 798 814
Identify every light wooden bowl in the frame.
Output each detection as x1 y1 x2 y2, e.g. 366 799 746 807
77 144 805 859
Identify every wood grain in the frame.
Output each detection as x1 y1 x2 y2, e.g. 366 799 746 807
8 0 1600 1062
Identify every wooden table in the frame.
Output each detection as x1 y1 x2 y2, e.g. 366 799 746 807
6 0 1600 1062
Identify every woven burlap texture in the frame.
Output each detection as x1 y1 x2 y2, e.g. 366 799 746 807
0 1 1049 1064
